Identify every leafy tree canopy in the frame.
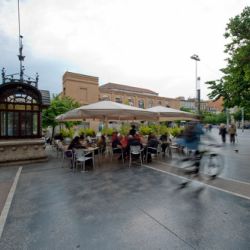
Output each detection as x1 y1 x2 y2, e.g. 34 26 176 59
206 6 250 112
42 95 80 136
180 107 193 113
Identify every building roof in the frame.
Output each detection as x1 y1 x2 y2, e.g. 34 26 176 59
63 71 99 81
100 82 158 96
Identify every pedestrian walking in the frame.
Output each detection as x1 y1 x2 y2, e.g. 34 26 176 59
219 123 227 143
228 123 237 144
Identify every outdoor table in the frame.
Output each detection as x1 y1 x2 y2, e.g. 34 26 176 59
83 147 100 166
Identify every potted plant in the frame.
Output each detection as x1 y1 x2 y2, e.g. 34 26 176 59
60 128 74 144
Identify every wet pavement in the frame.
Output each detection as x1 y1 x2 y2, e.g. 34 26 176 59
202 128 250 183
0 144 250 250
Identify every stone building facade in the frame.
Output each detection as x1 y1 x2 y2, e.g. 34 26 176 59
62 72 99 106
62 71 180 109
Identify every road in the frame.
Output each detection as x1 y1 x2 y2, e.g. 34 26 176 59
202 127 250 183
0 144 250 250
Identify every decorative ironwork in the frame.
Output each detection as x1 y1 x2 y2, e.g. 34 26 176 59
1 1 39 88
0 0 47 139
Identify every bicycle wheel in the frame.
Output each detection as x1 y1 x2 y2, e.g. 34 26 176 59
177 156 199 174
200 153 224 179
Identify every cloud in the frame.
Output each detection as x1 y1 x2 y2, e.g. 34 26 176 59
0 0 249 99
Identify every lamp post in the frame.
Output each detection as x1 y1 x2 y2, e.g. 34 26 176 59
190 54 201 115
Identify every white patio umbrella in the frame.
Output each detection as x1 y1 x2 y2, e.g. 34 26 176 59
56 100 157 124
146 106 198 121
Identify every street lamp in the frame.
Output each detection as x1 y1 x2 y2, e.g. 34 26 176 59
190 54 201 115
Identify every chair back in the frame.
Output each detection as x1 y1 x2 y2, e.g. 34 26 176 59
74 148 86 158
130 145 142 155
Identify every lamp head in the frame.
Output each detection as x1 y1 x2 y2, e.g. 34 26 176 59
190 54 200 61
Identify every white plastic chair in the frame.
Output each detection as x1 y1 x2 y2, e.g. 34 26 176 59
73 148 94 171
145 144 161 163
62 149 74 168
129 145 143 167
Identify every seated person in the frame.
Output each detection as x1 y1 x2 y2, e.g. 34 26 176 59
145 134 159 162
111 133 122 149
129 124 137 136
120 135 128 149
134 132 142 143
126 135 143 160
127 135 143 148
54 133 63 141
97 135 106 154
68 136 84 150
111 133 124 160
68 136 93 170
160 132 171 154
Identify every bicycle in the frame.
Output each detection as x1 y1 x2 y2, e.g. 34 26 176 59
177 143 224 181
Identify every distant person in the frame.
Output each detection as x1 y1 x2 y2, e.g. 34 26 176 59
129 125 137 136
160 132 171 155
208 124 213 132
97 135 106 154
228 124 237 144
145 134 159 163
54 133 63 141
111 133 124 160
68 136 84 150
219 124 227 143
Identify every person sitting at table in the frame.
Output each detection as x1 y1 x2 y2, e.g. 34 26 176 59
68 136 93 170
125 135 143 159
68 136 84 150
129 124 137 136
145 134 160 163
134 132 142 143
111 133 124 160
160 132 171 155
120 135 128 149
97 134 106 154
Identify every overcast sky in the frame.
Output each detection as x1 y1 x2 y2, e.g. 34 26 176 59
0 0 249 100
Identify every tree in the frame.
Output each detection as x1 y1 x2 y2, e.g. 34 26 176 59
180 107 193 113
202 112 227 125
206 6 250 112
42 95 80 139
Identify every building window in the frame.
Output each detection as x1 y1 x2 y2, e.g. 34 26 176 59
158 101 162 105
0 84 42 138
148 99 153 108
138 99 144 109
100 95 110 101
115 97 122 103
128 98 134 106
80 88 87 102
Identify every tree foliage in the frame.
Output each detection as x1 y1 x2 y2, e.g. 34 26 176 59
232 109 250 121
42 95 80 137
206 6 250 111
202 112 227 125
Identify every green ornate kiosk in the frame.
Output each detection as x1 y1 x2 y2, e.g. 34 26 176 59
0 35 50 165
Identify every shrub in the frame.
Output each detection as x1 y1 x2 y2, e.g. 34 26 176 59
139 125 153 135
78 128 85 137
101 127 114 136
169 127 183 137
119 124 130 135
84 128 96 136
60 128 74 138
